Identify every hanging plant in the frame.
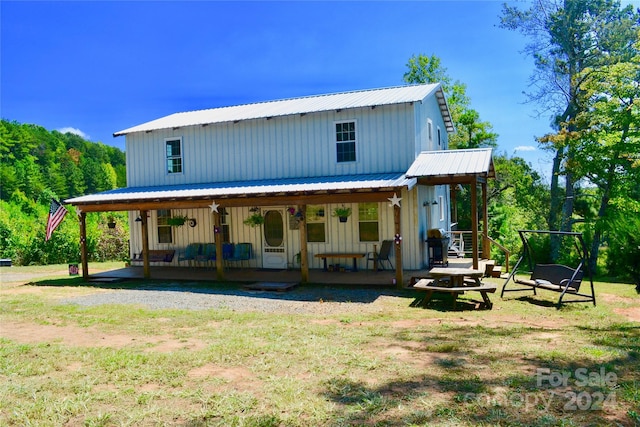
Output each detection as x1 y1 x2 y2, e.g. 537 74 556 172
167 215 189 226
107 217 116 229
243 212 265 227
332 206 352 223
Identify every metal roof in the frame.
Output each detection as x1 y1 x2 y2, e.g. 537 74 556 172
114 84 454 136
65 173 416 205
405 148 495 179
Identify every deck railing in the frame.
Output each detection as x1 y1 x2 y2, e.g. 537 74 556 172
448 230 510 272
487 235 510 273
448 230 472 257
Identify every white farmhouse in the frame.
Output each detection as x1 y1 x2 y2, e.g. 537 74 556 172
67 84 494 285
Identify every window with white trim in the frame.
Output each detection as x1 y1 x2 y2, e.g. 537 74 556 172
335 121 356 163
306 205 326 242
220 208 230 243
157 209 173 243
427 119 433 144
165 138 183 174
358 203 379 242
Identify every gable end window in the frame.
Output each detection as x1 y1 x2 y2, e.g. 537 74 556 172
166 138 183 174
335 121 356 163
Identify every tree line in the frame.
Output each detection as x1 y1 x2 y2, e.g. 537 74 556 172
0 120 129 265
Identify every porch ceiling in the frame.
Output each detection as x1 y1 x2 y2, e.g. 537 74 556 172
65 173 416 212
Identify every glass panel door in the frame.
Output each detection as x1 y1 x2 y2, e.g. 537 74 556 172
262 209 287 269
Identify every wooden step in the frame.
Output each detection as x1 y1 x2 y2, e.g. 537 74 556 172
491 266 505 278
483 260 496 277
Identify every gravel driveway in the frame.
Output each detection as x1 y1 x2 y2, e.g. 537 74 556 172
61 282 415 315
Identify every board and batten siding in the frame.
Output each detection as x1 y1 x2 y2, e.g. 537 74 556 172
128 186 434 270
414 94 449 156
125 103 418 187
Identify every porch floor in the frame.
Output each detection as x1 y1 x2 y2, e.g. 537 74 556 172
89 258 486 287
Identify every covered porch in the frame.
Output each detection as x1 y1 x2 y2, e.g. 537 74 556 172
87 257 487 287
68 173 414 286
67 148 497 288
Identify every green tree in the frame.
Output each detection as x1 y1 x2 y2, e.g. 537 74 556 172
0 119 128 265
457 109 498 149
562 43 640 273
403 54 497 149
488 155 550 260
500 0 639 263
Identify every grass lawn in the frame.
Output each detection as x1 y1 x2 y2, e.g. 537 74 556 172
1 263 638 426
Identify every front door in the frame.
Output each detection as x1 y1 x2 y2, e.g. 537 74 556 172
262 209 287 269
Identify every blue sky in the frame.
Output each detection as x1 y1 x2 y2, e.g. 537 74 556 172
1 0 610 180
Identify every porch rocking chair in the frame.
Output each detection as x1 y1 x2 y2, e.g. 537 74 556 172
226 243 252 268
367 240 394 271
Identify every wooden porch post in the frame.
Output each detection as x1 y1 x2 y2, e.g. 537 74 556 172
140 209 150 279
298 204 309 283
450 185 458 225
79 212 89 280
394 204 403 288
481 181 490 260
214 211 225 280
470 177 479 270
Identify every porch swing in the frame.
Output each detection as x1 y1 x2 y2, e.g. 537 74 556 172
500 230 596 308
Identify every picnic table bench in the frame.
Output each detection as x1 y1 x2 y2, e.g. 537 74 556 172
315 253 366 272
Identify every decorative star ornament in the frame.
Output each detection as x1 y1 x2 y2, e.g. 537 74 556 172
76 206 82 217
388 193 402 207
209 201 220 213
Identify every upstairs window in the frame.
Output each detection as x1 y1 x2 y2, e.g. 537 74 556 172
166 138 183 174
358 203 379 242
157 209 173 243
437 127 442 146
427 120 433 144
336 121 356 163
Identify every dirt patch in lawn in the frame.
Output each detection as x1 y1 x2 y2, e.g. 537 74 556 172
599 293 640 322
0 320 206 352
613 307 640 322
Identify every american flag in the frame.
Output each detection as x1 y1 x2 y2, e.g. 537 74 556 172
46 198 67 241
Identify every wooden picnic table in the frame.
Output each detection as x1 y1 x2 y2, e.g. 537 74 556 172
315 253 366 272
413 267 495 309
429 267 484 287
